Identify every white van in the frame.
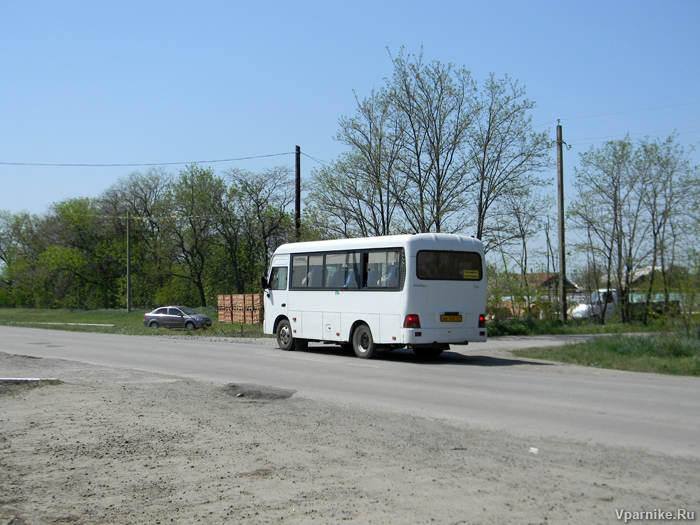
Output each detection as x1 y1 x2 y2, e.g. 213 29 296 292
261 233 487 359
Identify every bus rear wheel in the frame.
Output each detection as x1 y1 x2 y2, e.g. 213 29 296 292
353 324 377 359
276 319 295 351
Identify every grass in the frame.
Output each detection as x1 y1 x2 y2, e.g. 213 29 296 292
513 332 700 376
486 316 664 337
0 307 268 338
0 379 64 396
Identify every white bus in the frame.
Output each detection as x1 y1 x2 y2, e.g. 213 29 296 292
261 233 487 359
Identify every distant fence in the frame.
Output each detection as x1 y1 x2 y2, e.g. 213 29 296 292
217 294 264 324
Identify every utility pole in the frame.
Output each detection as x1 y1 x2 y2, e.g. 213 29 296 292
556 123 567 322
295 145 301 242
126 210 131 313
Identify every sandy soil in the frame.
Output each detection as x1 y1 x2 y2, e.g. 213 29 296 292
1 350 698 525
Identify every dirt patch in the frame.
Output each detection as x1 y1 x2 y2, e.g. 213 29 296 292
222 383 296 401
1 351 698 524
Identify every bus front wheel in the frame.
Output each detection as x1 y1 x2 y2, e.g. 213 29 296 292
353 324 377 359
276 319 295 351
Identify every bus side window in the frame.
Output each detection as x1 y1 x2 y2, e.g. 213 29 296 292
292 255 308 288
327 266 345 288
366 267 383 288
325 253 347 288
344 252 361 289
364 250 401 288
270 267 288 290
307 255 324 288
386 263 399 287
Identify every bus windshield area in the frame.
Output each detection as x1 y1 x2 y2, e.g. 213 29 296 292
416 250 482 281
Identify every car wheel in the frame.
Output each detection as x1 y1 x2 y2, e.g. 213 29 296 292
185 321 196 331
276 319 295 351
352 324 377 359
149 321 160 329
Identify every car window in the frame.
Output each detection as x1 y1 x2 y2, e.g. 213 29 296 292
154 308 167 315
181 307 197 315
168 308 181 316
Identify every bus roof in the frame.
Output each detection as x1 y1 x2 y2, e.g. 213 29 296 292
272 233 484 255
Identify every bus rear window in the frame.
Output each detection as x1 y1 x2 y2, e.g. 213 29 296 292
416 250 482 281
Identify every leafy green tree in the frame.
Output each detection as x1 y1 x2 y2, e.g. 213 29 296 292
570 139 643 322
167 165 225 307
569 135 698 323
100 167 174 307
228 166 296 272
635 135 697 317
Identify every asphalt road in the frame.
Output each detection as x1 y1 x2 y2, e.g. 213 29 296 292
2 326 699 458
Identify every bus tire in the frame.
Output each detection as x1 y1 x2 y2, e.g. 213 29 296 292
353 324 377 359
276 319 295 351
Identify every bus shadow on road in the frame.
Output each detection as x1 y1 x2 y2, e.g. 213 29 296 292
303 345 551 367
383 349 552 367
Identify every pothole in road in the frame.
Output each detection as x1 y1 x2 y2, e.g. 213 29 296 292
222 383 296 401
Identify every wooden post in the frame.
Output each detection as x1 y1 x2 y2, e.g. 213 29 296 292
557 124 567 322
126 210 131 313
295 145 301 242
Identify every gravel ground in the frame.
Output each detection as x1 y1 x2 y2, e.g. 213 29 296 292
1 350 698 525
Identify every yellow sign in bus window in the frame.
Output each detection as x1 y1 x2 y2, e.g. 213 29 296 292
463 270 480 280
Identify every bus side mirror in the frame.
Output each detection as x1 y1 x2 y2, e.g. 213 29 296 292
261 275 269 290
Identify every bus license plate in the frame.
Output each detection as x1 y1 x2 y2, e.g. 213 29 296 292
440 314 462 322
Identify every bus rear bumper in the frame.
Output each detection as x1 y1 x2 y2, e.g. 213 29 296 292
402 328 487 345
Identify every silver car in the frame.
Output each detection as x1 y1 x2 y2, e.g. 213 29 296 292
143 306 212 330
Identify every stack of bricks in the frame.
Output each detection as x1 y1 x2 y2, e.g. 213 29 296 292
217 294 264 324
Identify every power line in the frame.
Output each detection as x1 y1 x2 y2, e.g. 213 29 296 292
301 152 329 166
566 126 700 146
0 152 295 168
534 101 700 129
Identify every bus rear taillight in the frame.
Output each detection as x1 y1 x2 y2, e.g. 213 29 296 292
478 314 486 328
403 314 421 328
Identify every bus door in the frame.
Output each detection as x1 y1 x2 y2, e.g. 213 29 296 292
263 256 289 334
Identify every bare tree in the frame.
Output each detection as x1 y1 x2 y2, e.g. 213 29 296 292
387 48 478 233
308 84 407 238
570 138 652 322
636 135 697 317
224 166 296 273
466 74 552 248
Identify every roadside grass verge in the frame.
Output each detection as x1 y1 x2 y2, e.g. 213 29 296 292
513 333 700 376
0 379 63 396
0 307 267 338
486 316 665 337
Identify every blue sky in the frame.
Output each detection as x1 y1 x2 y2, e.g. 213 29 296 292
2 0 699 221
